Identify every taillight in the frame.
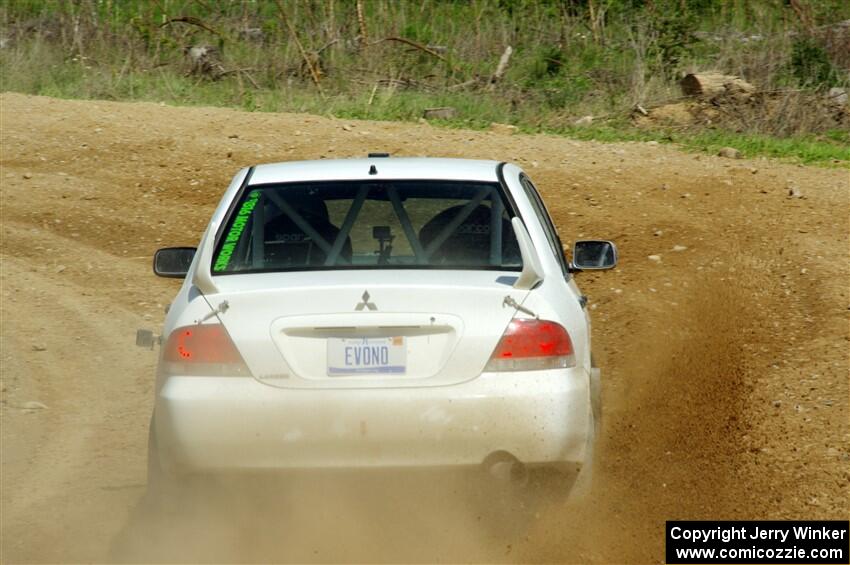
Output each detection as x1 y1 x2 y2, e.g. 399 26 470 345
485 319 575 372
161 324 251 376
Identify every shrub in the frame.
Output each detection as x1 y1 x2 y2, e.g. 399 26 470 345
789 36 840 88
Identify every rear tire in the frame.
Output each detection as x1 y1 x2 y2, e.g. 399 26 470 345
472 466 577 540
476 363 601 533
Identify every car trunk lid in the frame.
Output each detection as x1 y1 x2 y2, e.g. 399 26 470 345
206 270 528 389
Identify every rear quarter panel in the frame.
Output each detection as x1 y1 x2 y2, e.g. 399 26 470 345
500 164 590 371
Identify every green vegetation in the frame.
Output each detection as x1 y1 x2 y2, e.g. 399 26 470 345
1 0 848 165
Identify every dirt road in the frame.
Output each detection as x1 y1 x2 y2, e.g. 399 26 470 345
1 93 848 563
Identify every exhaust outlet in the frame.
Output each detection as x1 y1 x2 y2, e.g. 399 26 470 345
482 451 528 487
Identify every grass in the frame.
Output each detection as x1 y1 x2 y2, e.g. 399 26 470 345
1 0 848 166
676 130 850 164
2 56 847 167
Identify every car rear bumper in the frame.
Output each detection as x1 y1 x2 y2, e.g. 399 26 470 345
153 368 592 473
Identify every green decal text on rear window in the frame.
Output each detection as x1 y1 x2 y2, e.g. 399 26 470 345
213 190 260 272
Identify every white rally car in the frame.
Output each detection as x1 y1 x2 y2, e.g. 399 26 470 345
144 156 616 503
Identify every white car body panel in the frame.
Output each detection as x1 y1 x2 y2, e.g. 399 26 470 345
155 369 590 472
249 158 501 185
152 157 601 476
203 270 531 390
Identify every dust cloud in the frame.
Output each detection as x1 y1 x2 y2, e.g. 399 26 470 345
108 264 761 563
516 267 764 562
110 470 576 562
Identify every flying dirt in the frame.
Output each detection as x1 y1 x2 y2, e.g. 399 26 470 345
1 93 848 563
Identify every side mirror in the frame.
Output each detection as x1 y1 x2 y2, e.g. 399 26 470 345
153 247 196 278
572 240 617 270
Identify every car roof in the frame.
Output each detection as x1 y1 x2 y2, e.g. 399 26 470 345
249 158 502 185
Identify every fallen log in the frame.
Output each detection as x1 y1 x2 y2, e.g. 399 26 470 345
680 72 754 100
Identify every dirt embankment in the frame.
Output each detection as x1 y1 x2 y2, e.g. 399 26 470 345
1 93 848 563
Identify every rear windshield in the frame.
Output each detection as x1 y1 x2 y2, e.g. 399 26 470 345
212 180 522 274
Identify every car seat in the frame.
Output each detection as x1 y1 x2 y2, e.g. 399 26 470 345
264 196 352 267
418 204 520 266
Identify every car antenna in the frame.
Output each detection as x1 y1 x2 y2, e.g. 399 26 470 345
369 164 378 175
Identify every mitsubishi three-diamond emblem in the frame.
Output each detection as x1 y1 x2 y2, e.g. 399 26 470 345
355 290 377 311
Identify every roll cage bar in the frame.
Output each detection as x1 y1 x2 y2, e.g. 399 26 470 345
235 182 508 268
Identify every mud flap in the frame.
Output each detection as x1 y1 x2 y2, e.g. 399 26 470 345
568 366 600 502
590 366 602 431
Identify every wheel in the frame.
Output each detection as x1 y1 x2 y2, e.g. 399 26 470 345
467 463 578 541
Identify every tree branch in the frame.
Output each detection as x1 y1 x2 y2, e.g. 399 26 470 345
370 36 459 73
160 16 220 36
273 0 325 98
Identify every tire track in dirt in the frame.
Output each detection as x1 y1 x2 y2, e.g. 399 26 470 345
1 223 161 562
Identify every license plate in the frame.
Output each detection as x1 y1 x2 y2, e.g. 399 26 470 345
327 337 406 376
